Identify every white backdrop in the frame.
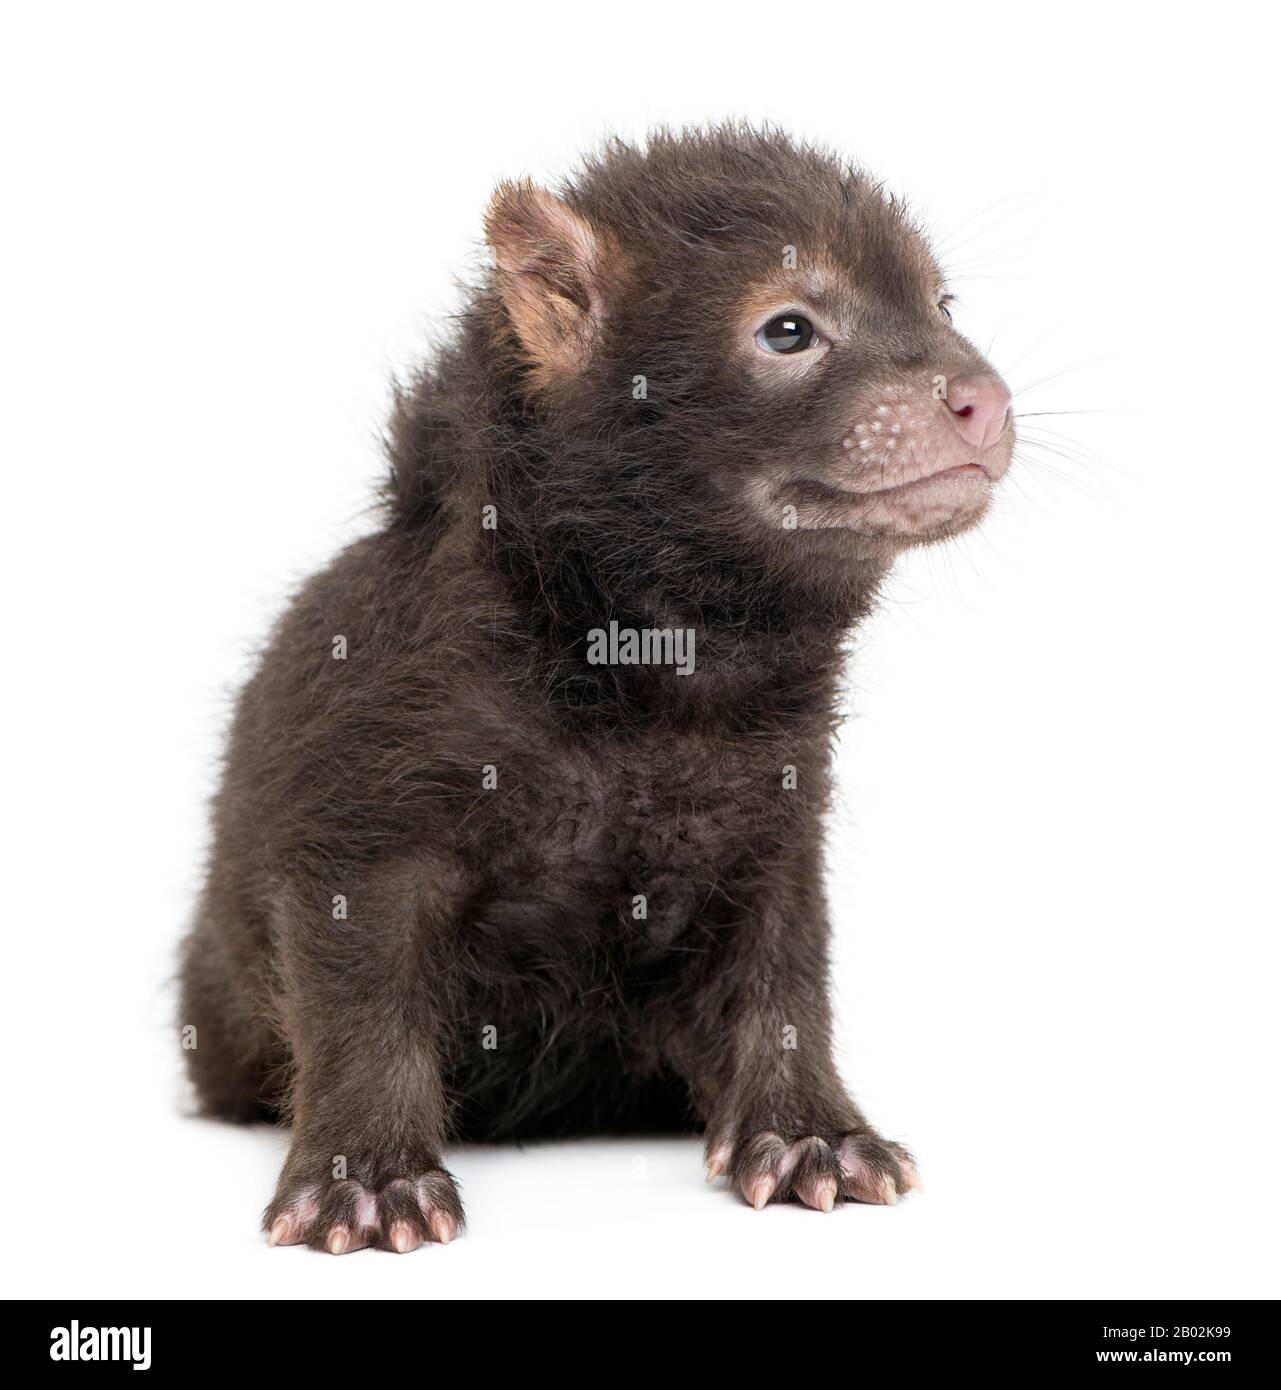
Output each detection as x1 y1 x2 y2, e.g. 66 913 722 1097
3 0 1277 1300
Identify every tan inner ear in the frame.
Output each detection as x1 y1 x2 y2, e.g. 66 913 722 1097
485 181 603 386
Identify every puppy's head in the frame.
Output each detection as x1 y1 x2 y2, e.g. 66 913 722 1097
484 128 1013 601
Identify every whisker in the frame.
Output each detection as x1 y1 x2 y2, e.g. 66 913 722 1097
1010 451 1099 499
934 194 1031 257
1015 424 1112 468
1014 439 1109 491
1011 361 1096 396
943 241 1027 272
999 328 1064 380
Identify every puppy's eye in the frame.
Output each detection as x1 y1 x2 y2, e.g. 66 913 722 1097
756 314 816 354
938 295 956 322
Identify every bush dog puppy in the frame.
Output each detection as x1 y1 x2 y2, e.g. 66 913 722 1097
180 127 1014 1253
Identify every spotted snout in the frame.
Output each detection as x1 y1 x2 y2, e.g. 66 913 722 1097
839 369 1013 488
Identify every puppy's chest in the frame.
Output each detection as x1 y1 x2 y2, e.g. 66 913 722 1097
531 732 797 885
467 731 813 978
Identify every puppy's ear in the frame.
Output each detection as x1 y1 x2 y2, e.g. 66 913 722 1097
485 181 608 385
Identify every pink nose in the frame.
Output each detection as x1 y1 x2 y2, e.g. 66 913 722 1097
943 373 1012 451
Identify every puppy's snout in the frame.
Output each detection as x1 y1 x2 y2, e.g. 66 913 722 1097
942 373 1012 451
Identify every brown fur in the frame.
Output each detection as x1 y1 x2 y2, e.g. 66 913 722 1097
179 125 1013 1250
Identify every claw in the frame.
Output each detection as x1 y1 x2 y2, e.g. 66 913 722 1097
745 1175 775 1210
798 1176 839 1212
429 1211 456 1245
388 1220 419 1254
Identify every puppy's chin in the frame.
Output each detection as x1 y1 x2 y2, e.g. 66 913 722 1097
748 466 995 559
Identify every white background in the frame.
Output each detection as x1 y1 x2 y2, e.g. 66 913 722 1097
3 1 1277 1300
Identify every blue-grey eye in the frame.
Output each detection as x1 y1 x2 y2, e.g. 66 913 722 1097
938 296 955 322
756 314 815 354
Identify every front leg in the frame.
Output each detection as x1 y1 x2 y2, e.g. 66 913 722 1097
263 871 465 1254
675 856 921 1212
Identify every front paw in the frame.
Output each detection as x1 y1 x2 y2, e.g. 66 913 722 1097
264 1169 464 1254
706 1129 922 1211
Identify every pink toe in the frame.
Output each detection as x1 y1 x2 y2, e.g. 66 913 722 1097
798 1176 839 1213
389 1220 419 1254
705 1142 732 1181
744 1175 775 1210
